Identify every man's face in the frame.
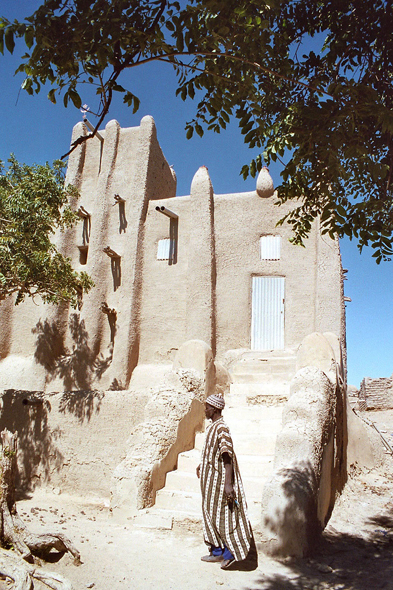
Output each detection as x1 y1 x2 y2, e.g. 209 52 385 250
205 402 215 420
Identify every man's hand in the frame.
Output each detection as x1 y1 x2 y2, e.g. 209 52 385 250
196 464 201 479
222 452 235 504
224 482 235 501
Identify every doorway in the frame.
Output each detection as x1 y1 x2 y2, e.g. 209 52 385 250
251 276 285 350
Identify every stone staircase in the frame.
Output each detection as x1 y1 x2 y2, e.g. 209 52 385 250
135 350 297 530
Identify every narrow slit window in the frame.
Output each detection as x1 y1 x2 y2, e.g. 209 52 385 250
260 235 281 260
78 245 89 265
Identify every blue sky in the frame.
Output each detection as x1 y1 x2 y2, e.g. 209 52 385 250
1 1 392 387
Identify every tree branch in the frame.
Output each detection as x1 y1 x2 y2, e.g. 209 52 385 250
61 83 114 159
61 45 325 159
125 51 323 93
148 0 167 33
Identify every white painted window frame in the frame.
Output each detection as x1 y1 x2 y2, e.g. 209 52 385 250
260 235 281 260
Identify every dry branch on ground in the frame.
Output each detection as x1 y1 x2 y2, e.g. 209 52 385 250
0 429 80 589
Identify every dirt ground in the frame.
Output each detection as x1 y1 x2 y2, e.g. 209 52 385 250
3 409 393 590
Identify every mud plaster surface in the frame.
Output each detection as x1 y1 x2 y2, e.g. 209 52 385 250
2 409 393 590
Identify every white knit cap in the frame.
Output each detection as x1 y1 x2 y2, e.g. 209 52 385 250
206 394 225 410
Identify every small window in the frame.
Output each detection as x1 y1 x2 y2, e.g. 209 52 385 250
260 235 281 260
157 239 171 260
157 237 177 264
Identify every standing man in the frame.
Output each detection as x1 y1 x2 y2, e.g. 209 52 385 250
196 393 253 569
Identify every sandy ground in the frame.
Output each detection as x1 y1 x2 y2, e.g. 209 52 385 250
3 409 393 590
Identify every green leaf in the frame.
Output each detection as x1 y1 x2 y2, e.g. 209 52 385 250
244 130 255 143
21 77 33 95
176 32 184 52
186 126 193 139
195 123 203 137
68 89 82 109
4 28 14 54
188 82 195 100
221 111 230 124
123 91 140 113
239 113 252 127
321 208 333 222
241 120 253 135
96 46 107 67
112 83 126 92
123 91 134 107
180 85 187 101
24 27 34 49
47 88 56 104
132 95 140 114
240 165 249 180
218 117 226 129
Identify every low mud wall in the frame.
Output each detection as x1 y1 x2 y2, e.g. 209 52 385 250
0 389 148 500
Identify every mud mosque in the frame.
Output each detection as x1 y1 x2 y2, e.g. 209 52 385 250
0 116 381 556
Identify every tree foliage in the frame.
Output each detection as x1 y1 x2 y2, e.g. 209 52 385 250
0 156 94 306
1 0 393 261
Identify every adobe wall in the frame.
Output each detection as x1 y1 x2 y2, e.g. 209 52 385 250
0 116 176 392
138 182 344 364
315 231 346 375
0 117 344 392
359 375 393 410
139 195 190 363
260 333 346 557
0 389 148 499
213 192 343 359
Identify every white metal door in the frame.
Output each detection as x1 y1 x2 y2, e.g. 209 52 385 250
251 276 285 350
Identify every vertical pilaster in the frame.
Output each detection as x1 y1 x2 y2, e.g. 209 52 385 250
78 119 120 358
186 167 216 354
110 116 158 387
45 122 88 346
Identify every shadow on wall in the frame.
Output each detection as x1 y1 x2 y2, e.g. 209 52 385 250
33 314 114 390
249 515 393 589
0 390 63 495
263 462 321 555
118 201 128 233
111 257 121 291
58 390 104 424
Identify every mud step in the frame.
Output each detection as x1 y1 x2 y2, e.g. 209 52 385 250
178 449 275 478
164 470 269 500
194 431 278 455
230 352 296 384
224 405 284 421
231 372 294 384
228 382 291 398
154 489 262 529
155 489 200 513
225 417 282 435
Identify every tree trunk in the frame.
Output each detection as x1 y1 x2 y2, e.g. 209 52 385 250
0 429 80 589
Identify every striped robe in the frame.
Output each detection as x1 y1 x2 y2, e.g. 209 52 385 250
200 416 252 561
